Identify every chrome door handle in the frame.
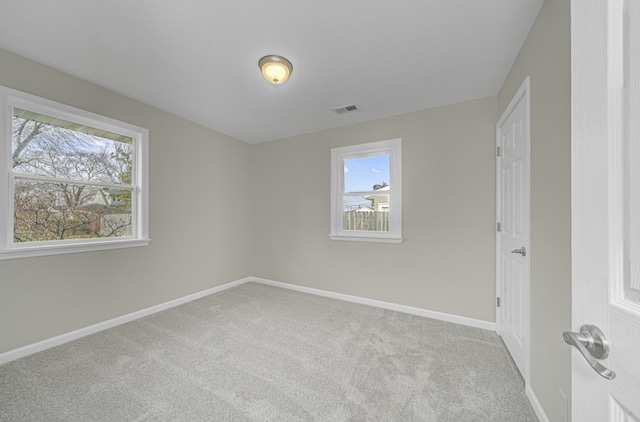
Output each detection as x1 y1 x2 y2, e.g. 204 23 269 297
511 247 526 256
563 324 616 380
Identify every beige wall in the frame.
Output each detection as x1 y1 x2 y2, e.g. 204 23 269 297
498 0 571 420
0 49 253 354
251 97 498 323
0 49 497 353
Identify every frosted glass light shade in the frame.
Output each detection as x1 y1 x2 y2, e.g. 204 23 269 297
259 55 293 85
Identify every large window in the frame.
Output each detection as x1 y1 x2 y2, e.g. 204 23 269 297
330 139 402 243
0 86 149 259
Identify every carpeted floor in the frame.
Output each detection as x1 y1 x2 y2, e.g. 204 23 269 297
0 282 538 421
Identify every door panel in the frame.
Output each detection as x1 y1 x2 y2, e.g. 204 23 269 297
609 0 640 416
497 80 530 380
626 0 640 303
611 400 639 422
501 249 525 347
513 158 524 236
571 0 640 419
502 167 511 233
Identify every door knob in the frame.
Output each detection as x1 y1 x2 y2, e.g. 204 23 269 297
563 324 616 380
511 247 526 256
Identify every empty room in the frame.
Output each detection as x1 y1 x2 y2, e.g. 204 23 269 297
1 0 638 421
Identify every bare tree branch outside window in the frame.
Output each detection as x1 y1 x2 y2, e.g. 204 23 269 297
12 112 133 242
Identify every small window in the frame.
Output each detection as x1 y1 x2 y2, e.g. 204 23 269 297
0 86 149 259
330 139 402 243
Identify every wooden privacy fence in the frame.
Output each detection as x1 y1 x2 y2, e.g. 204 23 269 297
343 211 389 231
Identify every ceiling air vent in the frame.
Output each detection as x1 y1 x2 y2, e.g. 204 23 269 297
332 104 358 115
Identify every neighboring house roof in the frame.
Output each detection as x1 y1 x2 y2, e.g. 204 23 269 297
364 185 389 201
91 190 110 206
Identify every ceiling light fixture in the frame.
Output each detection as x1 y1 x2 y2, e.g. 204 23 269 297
259 55 293 85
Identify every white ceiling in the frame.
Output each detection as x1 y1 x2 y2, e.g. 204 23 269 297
0 0 544 144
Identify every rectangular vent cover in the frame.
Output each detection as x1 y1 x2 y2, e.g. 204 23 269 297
332 104 358 114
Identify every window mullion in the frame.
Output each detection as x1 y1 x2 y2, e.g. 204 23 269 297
343 189 392 196
11 173 134 190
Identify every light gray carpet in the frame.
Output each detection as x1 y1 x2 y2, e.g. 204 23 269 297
0 282 538 421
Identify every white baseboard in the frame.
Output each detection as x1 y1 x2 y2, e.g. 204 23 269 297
1 275 496 366
526 385 551 422
0 277 251 366
1 275 546 419
250 277 496 331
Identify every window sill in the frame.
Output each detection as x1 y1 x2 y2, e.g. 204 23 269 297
0 238 151 260
329 234 403 244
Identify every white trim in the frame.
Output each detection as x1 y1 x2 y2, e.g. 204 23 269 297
0 277 250 365
330 138 402 243
0 238 150 260
251 277 496 331
328 234 402 243
526 385 551 422
0 84 150 260
0 275 499 365
495 76 531 386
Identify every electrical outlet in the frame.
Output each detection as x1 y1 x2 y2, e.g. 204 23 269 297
559 389 568 422
292 266 299 276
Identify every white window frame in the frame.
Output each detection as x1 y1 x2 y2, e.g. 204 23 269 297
330 138 402 243
0 85 149 259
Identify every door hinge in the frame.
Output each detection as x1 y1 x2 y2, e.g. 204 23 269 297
497 297 501 307
497 222 501 232
497 146 502 157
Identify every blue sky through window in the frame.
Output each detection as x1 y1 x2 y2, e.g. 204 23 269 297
344 154 389 192
343 154 390 211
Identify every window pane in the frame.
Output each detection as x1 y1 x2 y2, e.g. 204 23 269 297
343 194 389 231
12 109 133 185
344 154 390 192
14 179 132 242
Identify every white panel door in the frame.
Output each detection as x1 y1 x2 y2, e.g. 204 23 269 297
571 0 640 420
497 78 530 382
